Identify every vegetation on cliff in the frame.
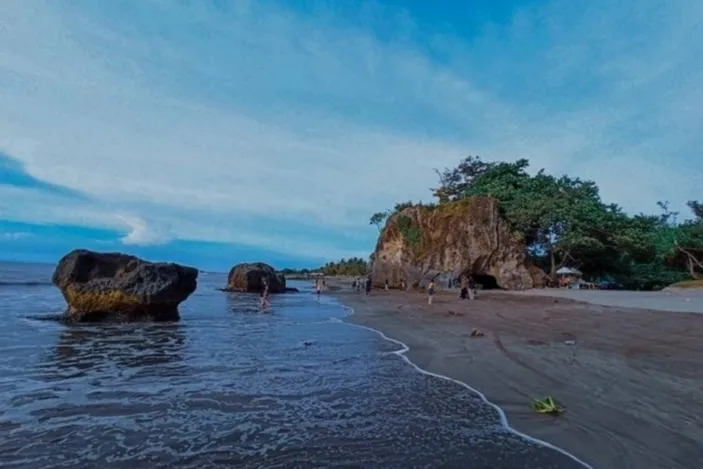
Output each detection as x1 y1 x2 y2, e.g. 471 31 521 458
371 156 703 289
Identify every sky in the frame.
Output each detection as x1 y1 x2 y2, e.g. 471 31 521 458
0 0 701 272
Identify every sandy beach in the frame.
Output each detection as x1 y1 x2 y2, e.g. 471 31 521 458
330 285 703 469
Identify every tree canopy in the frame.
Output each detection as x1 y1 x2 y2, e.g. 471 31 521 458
281 258 369 277
374 155 703 289
319 257 368 276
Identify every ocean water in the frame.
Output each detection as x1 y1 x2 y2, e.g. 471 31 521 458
0 262 584 469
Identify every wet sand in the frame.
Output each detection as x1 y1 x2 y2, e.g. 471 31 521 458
331 287 703 469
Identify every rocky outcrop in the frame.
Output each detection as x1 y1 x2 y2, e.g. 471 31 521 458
224 263 287 293
371 197 545 290
51 249 198 322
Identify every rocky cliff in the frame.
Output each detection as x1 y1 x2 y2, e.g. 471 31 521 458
371 197 546 290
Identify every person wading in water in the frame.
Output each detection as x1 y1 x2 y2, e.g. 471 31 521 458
260 278 271 310
316 277 322 299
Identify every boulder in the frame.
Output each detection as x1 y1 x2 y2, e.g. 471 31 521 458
52 249 198 322
224 262 287 293
371 197 545 290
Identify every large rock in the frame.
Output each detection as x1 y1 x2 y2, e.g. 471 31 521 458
224 263 287 293
52 249 198 322
371 197 545 290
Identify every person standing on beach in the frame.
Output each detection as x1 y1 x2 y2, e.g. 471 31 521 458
460 275 469 300
468 276 476 300
365 275 372 295
385 279 389 291
427 279 436 305
315 277 322 299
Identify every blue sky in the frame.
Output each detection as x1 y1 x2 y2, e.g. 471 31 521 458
1 0 701 271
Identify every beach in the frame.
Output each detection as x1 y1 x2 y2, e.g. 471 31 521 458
2 264 594 469
332 285 703 469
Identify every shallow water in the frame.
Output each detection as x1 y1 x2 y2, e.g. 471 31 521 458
0 262 583 468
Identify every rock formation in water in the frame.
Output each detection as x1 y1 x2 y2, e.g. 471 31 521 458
224 262 288 293
371 197 546 290
51 249 198 322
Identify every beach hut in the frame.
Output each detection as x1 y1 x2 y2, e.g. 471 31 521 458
556 267 582 288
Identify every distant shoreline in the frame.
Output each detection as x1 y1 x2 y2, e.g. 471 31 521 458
328 282 703 469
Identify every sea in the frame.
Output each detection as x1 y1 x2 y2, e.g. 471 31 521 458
0 261 585 469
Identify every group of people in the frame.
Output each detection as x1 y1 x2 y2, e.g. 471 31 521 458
267 272 476 308
351 276 372 295
426 274 477 305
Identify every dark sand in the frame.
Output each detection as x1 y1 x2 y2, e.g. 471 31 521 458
331 287 703 469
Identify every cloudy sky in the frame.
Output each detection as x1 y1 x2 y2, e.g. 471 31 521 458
1 0 701 271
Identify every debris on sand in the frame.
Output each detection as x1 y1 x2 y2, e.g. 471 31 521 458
526 339 547 346
303 341 314 347
531 396 565 415
470 328 484 338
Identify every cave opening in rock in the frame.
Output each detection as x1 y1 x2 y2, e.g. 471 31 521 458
470 273 500 290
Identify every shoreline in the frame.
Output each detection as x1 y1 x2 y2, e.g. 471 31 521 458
329 286 703 469
340 305 594 469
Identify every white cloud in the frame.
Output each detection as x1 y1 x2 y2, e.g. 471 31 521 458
116 215 171 246
1 232 33 240
0 0 701 260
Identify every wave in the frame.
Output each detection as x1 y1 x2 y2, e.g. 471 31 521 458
0 281 52 287
26 314 65 322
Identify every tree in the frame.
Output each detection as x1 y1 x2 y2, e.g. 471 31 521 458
432 156 498 203
394 201 414 212
670 201 703 279
369 211 390 232
688 200 703 221
319 257 368 276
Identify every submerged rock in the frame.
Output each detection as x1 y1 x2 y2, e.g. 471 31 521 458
224 262 287 293
52 249 198 322
371 197 546 290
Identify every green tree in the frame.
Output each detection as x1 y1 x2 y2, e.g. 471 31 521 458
319 257 368 276
369 211 390 232
688 200 703 221
431 156 496 203
393 201 414 212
